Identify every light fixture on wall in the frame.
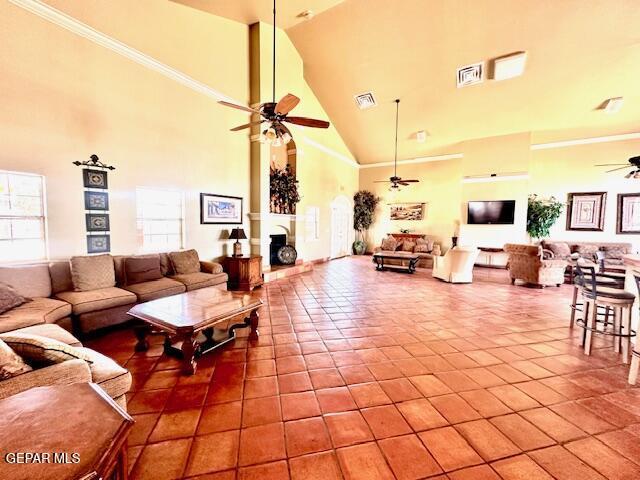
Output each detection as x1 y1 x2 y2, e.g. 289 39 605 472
374 99 420 192
461 172 529 183
72 154 115 170
219 0 330 145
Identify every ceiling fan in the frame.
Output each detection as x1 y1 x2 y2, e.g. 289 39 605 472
595 155 640 178
374 99 419 191
217 0 329 146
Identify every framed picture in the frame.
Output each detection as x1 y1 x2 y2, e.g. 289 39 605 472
82 169 108 189
617 193 640 234
389 203 424 221
566 192 606 231
200 193 242 224
87 234 110 254
84 191 109 211
86 213 110 232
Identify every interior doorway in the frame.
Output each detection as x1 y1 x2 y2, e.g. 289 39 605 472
330 195 352 259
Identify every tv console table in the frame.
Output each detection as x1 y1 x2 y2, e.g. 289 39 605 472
476 247 508 269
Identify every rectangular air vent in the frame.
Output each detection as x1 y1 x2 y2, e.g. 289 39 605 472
457 62 484 88
354 92 377 109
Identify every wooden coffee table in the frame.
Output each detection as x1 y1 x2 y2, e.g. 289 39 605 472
0 383 133 480
128 287 262 374
373 252 420 273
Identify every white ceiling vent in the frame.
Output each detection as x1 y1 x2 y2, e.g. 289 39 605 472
354 92 377 110
457 62 484 88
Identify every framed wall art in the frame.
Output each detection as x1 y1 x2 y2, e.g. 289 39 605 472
87 234 110 254
85 213 110 232
84 191 109 211
389 203 425 221
566 192 606 231
200 193 242 224
617 193 640 234
82 169 108 189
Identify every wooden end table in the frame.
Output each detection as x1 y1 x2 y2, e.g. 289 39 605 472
128 286 263 375
0 383 133 480
372 252 420 273
224 254 264 291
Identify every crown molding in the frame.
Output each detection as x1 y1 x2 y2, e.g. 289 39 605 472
7 0 242 104
359 153 464 169
531 132 640 150
299 135 359 168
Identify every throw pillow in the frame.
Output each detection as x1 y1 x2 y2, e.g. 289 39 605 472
414 243 430 253
159 253 174 276
572 244 599 260
0 333 92 367
394 240 405 251
169 249 201 275
0 338 32 379
70 254 116 292
0 283 28 315
401 241 416 252
124 255 163 285
603 245 630 259
543 241 571 259
380 236 397 251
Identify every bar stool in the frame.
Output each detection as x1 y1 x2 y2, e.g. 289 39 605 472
569 259 624 328
629 274 640 385
574 263 636 363
595 251 627 281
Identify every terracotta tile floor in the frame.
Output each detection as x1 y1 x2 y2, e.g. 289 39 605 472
86 256 640 479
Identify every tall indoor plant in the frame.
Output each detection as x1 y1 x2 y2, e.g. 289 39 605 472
527 194 564 240
353 190 380 254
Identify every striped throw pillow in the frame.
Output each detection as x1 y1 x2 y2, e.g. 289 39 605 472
0 333 92 366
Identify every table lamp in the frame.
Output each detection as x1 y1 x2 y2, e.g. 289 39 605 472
229 228 247 257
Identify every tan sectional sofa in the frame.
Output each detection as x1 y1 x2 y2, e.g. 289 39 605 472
0 249 227 335
540 240 633 267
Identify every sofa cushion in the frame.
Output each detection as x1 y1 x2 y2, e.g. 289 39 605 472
11 324 81 347
55 287 136 315
70 254 116 292
571 244 599 259
125 255 163 285
0 338 32 379
0 283 27 315
0 333 92 366
123 277 186 302
394 240 404 251
171 272 228 291
401 241 416 252
381 236 397 251
49 261 73 294
603 244 631 260
0 264 52 298
414 243 430 253
543 241 571 259
159 253 174 276
169 249 200 275
0 297 72 334
76 347 131 400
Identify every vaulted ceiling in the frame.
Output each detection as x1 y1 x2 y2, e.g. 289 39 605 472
176 0 640 164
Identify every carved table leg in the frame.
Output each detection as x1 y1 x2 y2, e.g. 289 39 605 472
180 334 197 375
134 325 150 352
249 310 259 341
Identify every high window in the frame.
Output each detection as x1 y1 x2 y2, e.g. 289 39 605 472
0 171 47 262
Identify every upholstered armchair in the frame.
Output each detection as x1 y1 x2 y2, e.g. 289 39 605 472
432 246 480 283
504 243 567 287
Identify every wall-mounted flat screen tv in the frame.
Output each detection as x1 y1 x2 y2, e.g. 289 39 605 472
467 200 516 224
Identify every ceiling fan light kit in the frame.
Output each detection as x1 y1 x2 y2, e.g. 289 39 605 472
218 0 329 146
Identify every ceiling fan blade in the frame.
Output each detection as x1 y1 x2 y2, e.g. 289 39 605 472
401 179 420 183
594 163 628 166
285 116 330 128
218 100 259 114
230 120 264 131
606 166 632 173
374 180 392 183
275 94 300 115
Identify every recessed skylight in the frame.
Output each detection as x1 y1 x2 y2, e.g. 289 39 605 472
493 52 527 81
457 62 484 88
354 92 377 110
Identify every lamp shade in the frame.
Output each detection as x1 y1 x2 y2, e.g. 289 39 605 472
229 228 247 240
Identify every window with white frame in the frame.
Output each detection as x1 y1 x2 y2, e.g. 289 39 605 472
305 206 320 241
136 187 184 252
0 171 47 262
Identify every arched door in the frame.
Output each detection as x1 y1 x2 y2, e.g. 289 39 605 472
331 195 352 259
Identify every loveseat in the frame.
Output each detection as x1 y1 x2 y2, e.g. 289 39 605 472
504 243 567 287
374 234 439 268
0 249 227 335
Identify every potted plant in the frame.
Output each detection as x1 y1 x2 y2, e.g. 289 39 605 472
270 164 300 215
527 194 564 240
353 190 380 254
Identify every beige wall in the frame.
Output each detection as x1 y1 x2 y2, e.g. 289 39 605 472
360 133 640 252
0 1 358 263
